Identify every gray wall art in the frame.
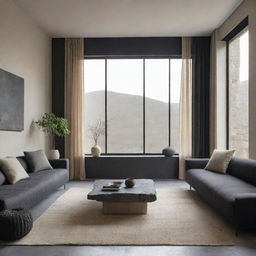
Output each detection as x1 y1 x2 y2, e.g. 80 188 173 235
0 69 24 131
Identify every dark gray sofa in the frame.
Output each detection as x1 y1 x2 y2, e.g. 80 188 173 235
186 157 256 231
0 157 69 211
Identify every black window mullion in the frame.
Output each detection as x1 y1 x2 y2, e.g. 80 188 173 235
143 59 146 154
226 43 229 150
105 59 108 153
168 59 171 147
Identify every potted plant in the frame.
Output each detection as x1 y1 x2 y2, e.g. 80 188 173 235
35 113 70 159
88 120 105 157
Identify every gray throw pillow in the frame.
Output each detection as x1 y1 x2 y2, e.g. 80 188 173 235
24 150 52 172
0 171 6 185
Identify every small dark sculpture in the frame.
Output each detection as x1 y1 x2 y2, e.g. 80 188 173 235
162 147 176 157
125 178 135 188
0 208 33 241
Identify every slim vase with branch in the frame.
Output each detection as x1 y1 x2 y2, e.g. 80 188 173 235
88 120 105 157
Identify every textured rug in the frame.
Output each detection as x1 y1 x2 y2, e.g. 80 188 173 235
8 187 235 245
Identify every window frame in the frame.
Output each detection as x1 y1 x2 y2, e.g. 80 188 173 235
224 17 248 150
84 55 181 155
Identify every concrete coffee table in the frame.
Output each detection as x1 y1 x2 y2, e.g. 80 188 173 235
87 179 157 214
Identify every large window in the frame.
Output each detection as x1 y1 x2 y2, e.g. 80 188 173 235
84 58 182 154
228 28 249 158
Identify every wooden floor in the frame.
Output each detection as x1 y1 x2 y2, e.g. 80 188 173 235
0 180 256 256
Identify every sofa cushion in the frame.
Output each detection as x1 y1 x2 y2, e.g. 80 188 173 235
0 168 69 210
0 171 6 185
0 157 29 184
227 157 256 186
24 150 52 172
205 149 235 173
186 169 256 220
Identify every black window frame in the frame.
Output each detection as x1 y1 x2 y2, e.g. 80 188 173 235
84 55 181 155
223 16 248 149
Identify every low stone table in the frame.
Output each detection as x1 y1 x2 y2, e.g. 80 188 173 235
87 179 157 214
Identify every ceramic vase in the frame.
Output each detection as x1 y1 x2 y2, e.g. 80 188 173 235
49 149 60 159
91 145 101 157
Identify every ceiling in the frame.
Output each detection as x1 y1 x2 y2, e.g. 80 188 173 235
14 0 243 37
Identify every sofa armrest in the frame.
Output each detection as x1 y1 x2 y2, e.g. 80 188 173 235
235 193 256 230
235 193 256 204
49 159 69 170
185 158 209 171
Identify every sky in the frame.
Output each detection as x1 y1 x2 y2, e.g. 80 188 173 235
84 59 182 103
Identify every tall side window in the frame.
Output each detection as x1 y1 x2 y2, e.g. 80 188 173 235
228 28 249 157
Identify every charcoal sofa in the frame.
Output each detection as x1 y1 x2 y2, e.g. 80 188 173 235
0 157 69 211
186 157 256 232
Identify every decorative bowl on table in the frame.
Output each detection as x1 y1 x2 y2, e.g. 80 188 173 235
125 178 135 188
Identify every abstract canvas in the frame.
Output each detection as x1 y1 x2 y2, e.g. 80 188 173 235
0 69 24 131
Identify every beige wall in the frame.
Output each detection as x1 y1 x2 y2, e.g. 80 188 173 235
0 0 51 157
216 0 256 158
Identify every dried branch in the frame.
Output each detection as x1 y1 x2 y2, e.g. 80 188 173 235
88 120 105 145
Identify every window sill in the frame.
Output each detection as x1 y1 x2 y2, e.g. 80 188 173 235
84 154 179 157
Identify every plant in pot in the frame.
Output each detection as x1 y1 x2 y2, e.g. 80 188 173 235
35 113 70 159
88 120 105 157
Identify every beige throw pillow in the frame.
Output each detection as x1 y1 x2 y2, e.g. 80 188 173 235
205 149 235 173
0 157 29 184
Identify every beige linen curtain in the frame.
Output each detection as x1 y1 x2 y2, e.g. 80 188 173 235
209 30 217 154
65 38 85 180
179 37 192 180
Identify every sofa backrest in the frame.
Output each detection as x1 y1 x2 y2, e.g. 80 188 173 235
227 157 256 186
16 156 31 173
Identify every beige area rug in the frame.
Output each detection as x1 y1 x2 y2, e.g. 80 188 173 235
9 187 235 245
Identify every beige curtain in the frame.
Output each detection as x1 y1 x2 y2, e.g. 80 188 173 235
179 37 192 180
209 30 218 154
65 38 85 180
